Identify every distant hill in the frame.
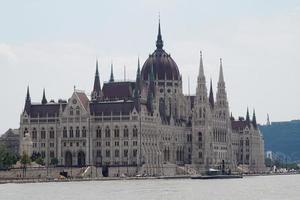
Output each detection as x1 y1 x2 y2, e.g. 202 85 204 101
259 120 300 162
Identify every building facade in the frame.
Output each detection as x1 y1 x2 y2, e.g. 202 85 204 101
19 21 265 175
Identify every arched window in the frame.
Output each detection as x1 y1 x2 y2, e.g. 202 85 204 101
32 128 37 139
76 106 80 115
115 149 119 157
76 126 80 138
41 127 46 139
114 126 119 138
69 127 73 138
198 132 202 142
82 126 86 137
133 126 138 138
49 127 54 139
63 127 67 138
96 126 101 138
105 126 110 138
69 107 73 115
24 128 28 137
246 138 250 146
123 126 129 138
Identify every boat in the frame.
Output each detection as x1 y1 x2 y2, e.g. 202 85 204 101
191 168 243 179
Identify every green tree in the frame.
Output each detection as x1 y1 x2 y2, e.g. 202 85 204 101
50 157 59 166
0 145 18 169
35 157 45 166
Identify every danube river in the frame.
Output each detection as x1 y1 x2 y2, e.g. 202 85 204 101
0 174 299 200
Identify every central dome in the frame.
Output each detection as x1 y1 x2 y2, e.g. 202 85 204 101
141 21 180 81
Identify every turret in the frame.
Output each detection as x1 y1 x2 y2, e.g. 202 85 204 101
252 109 257 129
91 60 102 101
156 18 163 50
208 79 214 109
24 86 31 114
41 88 47 104
134 58 142 112
109 63 114 82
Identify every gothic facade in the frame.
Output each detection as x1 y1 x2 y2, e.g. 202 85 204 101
19 21 265 175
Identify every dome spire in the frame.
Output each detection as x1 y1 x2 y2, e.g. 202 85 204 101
156 16 163 49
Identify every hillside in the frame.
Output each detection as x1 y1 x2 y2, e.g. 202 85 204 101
259 120 300 162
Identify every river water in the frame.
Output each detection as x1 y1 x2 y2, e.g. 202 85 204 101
0 174 299 200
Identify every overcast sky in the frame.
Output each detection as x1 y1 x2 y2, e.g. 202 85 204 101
0 0 300 134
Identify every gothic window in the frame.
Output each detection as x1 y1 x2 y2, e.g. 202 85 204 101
63 127 67 138
96 150 101 158
133 141 137 146
69 127 74 138
115 149 119 157
69 107 74 115
114 126 119 138
50 151 54 158
133 149 137 157
96 126 101 138
133 126 138 137
246 138 250 146
76 106 80 115
106 141 110 147
82 126 86 137
49 127 54 139
96 141 101 147
115 141 119 146
124 149 128 157
40 128 46 139
198 132 202 142
106 150 110 158
32 128 37 139
105 126 110 138
76 126 80 138
124 141 128 146
24 128 28 137
123 126 129 138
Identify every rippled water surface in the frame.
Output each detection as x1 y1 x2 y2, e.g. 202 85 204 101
1 175 300 200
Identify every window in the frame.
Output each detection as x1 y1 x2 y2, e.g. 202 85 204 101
115 141 119 146
106 150 110 158
105 126 110 138
199 151 203 159
114 126 119 138
96 141 101 147
83 142 86 146
63 127 67 138
70 107 73 115
133 126 138 137
124 141 128 146
76 106 80 115
96 150 101 157
106 141 110 147
96 127 101 138
41 143 45 148
133 149 137 157
70 142 73 147
63 142 66 147
41 128 46 139
50 151 54 158
32 128 37 139
133 141 137 146
50 143 54 148
198 132 202 142
49 128 54 139
246 138 250 146
69 127 74 138
76 127 80 138
123 126 129 138
124 149 128 157
82 126 86 137
76 142 79 147
115 149 119 157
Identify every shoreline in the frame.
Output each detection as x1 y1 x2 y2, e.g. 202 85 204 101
1 172 299 185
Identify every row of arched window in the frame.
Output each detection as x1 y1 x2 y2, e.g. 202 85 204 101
95 125 138 138
30 127 55 140
63 126 86 138
69 106 80 116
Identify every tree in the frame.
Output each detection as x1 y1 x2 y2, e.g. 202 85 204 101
20 152 31 177
50 157 59 166
35 157 45 166
0 145 18 169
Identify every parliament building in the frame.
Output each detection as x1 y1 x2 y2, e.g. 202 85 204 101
19 21 265 176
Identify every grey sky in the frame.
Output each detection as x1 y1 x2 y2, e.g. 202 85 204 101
0 0 300 134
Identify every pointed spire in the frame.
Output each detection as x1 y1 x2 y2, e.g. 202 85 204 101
92 59 102 101
109 63 114 82
209 79 214 109
246 107 250 123
24 86 31 114
252 109 257 129
156 16 164 49
218 58 224 83
41 88 47 104
134 57 142 112
199 51 204 77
